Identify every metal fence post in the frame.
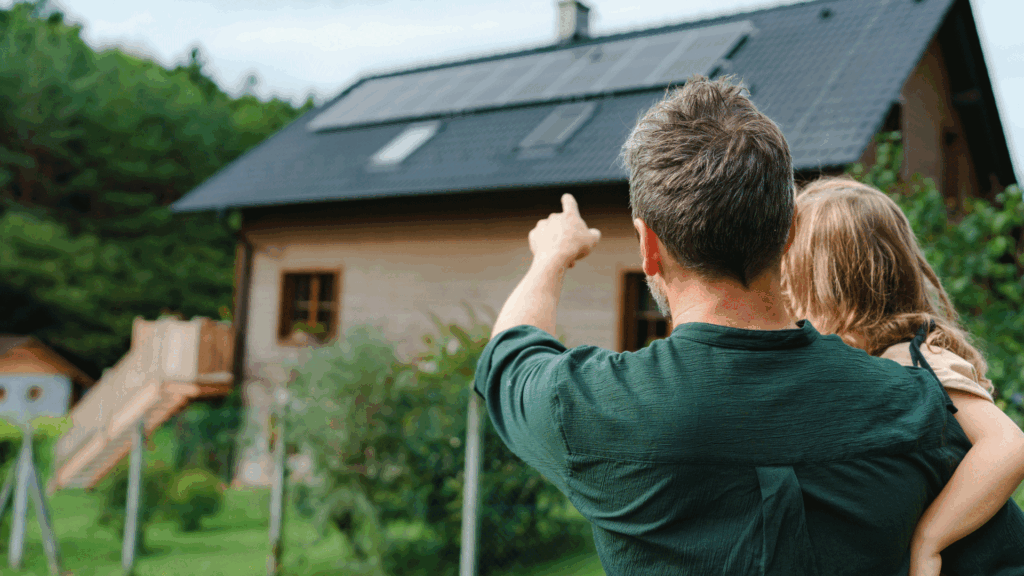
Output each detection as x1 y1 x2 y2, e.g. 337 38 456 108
122 419 145 575
459 392 484 576
28 462 62 575
267 387 288 576
9 424 33 570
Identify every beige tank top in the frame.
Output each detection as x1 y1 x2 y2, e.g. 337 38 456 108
881 342 994 402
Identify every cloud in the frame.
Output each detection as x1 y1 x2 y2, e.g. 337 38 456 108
87 11 155 36
471 20 500 31
226 18 466 51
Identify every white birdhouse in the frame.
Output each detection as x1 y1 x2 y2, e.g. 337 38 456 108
0 374 72 424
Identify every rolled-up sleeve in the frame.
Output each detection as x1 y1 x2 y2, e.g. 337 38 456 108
474 325 571 492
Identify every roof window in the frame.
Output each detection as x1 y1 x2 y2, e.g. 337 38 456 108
369 121 440 168
518 102 596 158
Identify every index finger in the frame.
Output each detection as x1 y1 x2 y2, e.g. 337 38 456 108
561 193 580 216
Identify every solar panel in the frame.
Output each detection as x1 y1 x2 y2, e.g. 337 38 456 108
410 64 494 115
310 19 754 132
553 41 634 95
457 58 540 110
653 26 749 85
600 35 691 92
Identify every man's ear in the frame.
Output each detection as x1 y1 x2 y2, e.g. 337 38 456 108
782 206 799 255
633 218 662 277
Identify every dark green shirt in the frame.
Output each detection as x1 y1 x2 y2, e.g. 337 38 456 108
474 322 1024 575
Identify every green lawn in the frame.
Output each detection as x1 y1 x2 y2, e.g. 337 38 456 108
5 488 335 575
3 487 602 576
7 483 1021 575
490 548 604 576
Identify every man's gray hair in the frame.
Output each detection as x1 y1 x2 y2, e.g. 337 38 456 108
621 75 795 286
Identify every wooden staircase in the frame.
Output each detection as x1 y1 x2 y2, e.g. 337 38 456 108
50 316 233 491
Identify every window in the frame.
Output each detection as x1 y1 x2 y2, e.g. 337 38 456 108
621 272 670 352
278 271 340 344
517 102 596 159
369 121 441 168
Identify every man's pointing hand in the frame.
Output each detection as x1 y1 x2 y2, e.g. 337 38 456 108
528 194 602 269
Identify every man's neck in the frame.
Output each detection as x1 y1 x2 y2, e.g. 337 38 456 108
665 271 797 331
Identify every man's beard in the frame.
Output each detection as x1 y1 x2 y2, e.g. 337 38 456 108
644 275 672 317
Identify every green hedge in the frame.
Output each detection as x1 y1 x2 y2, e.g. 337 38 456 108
285 321 589 576
95 459 175 555
165 467 225 532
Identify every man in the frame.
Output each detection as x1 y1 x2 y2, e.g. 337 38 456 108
473 77 1024 575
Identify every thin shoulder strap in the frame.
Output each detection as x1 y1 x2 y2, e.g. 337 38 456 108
909 320 958 415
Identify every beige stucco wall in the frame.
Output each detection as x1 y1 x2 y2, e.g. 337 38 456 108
245 201 639 360
234 193 641 484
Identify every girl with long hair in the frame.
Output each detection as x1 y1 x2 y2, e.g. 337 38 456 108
781 176 1024 576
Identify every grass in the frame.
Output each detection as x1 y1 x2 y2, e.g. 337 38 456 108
3 488 339 576
2 487 602 576
8 472 1017 575
490 545 604 576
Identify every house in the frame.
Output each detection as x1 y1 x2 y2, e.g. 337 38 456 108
172 0 1017 484
0 336 94 407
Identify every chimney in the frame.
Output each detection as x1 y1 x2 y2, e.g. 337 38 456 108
557 0 590 43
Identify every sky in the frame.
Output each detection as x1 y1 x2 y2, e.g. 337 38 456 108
9 0 1024 170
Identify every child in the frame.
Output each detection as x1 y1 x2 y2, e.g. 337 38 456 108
780 176 1024 576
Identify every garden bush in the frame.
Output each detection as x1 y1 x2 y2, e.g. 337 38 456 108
95 459 174 554
164 467 225 532
285 320 589 576
169 394 243 482
849 132 1024 421
0 416 71 552
0 416 69 479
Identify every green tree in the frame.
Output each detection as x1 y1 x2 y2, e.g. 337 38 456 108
0 0 312 374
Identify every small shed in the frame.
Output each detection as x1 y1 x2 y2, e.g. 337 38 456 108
0 336 95 406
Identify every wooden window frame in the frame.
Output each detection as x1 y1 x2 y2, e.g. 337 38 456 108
277 268 342 345
618 269 671 352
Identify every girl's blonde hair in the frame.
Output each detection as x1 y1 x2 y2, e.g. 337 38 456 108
781 176 988 382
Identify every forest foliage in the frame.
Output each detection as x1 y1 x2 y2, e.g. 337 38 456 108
0 0 312 374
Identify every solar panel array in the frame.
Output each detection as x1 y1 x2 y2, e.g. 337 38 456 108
309 19 754 132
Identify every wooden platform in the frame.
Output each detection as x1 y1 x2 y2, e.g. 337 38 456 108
50 317 233 491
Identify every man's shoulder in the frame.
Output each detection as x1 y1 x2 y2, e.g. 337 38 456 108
557 327 930 388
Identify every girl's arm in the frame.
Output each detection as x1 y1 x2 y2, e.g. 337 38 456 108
909 389 1024 576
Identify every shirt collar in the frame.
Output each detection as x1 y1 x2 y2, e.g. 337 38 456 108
670 319 821 350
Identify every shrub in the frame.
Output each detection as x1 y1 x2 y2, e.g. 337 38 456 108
165 467 225 532
96 459 174 554
0 417 73 552
169 394 243 481
0 416 71 479
849 132 1024 421
285 321 588 576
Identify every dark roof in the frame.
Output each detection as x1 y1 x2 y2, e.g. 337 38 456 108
174 0 968 212
0 335 96 387
0 336 32 357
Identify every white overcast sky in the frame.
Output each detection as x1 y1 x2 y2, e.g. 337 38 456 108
11 0 1024 171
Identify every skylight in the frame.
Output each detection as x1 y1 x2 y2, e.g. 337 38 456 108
369 121 440 168
518 102 596 157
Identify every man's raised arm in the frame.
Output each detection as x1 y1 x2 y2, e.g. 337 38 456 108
491 194 601 337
